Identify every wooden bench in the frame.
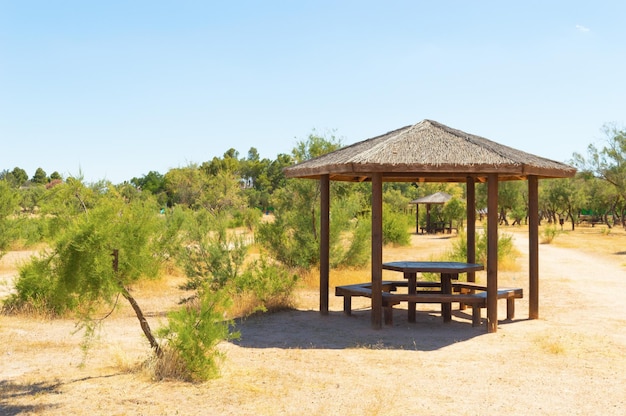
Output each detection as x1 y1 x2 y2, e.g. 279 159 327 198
381 291 486 326
453 283 523 320
336 281 443 324
335 281 484 326
335 281 523 327
335 282 401 325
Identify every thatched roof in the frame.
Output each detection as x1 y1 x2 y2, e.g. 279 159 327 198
284 119 576 182
410 191 452 205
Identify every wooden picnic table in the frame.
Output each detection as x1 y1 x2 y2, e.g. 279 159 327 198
382 261 484 322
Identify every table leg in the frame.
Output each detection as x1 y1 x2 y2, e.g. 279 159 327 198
405 271 416 323
441 273 454 322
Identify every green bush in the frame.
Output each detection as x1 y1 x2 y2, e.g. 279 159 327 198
233 257 298 312
541 225 559 244
340 217 371 267
382 208 410 246
156 288 239 381
3 257 60 314
229 207 262 230
256 187 370 270
448 228 516 265
178 211 248 291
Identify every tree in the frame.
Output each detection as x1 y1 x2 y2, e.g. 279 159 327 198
164 165 204 207
292 130 342 163
0 167 28 188
201 149 241 176
573 123 626 226
257 132 370 268
131 171 165 194
0 180 20 250
32 168 48 184
195 171 247 215
540 177 584 230
8 182 168 356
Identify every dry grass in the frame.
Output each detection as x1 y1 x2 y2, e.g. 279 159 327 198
549 224 626 255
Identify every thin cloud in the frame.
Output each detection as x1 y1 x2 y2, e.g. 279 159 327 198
576 24 591 33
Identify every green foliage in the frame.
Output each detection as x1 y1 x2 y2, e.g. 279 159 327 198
164 165 204 207
254 132 368 270
291 131 342 162
194 171 247 215
5 180 166 314
131 170 166 194
156 288 239 381
257 179 371 269
256 178 320 269
383 188 410 213
31 168 48 184
0 180 20 251
382 207 411 246
541 225 559 244
340 216 371 267
448 228 516 265
230 207 262 231
233 257 299 312
18 184 46 213
1 167 29 188
178 211 248 291
442 197 466 226
7 257 59 313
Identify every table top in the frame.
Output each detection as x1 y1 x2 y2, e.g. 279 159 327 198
382 261 484 274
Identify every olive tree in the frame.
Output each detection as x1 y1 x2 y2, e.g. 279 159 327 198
573 123 626 226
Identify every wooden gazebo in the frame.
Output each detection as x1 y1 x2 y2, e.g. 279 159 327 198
410 191 452 234
283 119 576 332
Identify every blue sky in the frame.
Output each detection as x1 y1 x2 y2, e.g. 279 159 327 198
2 1 625 184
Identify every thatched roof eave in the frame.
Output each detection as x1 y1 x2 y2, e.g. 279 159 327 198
283 119 577 183
284 163 575 183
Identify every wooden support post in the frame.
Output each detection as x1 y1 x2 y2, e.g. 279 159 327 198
529 175 539 319
320 175 330 315
406 272 416 323
415 204 419 234
466 176 476 283
371 173 383 329
487 174 499 333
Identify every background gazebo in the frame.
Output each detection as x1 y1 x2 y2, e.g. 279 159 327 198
284 119 576 332
410 191 452 234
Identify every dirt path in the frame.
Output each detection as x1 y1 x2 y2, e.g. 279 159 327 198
2 232 626 415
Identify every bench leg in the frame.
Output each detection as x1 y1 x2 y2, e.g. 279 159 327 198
384 304 394 325
406 272 417 323
441 273 454 322
472 305 482 327
343 296 352 316
506 298 515 320
458 287 470 310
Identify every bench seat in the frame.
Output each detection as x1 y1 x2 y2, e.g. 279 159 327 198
335 282 523 326
453 283 523 320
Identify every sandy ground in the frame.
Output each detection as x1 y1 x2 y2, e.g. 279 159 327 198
1 229 626 415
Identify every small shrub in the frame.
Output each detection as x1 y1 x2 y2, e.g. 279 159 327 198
382 209 410 246
233 257 299 314
156 288 239 381
541 225 559 244
178 212 248 291
447 229 518 267
339 217 371 267
2 256 66 315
